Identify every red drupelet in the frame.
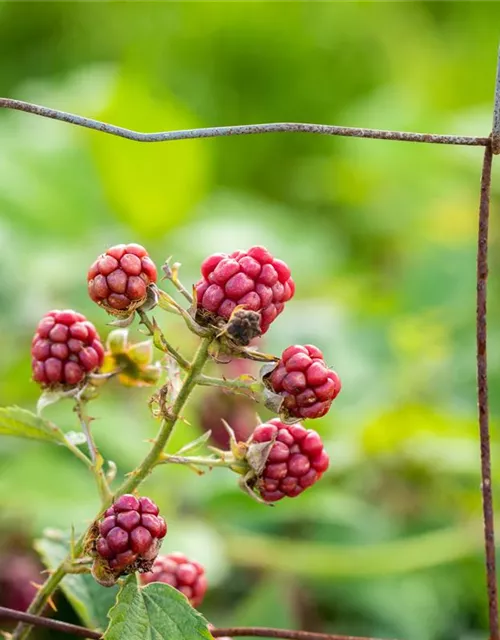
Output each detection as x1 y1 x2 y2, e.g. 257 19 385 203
31 309 104 388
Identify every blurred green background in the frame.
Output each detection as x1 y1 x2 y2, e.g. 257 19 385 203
1 2 500 639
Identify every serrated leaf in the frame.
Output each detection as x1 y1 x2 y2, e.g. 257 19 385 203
35 530 118 631
0 406 66 444
104 574 211 640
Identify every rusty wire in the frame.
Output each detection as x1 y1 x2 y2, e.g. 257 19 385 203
476 143 498 640
0 607 391 640
0 47 499 640
0 97 491 147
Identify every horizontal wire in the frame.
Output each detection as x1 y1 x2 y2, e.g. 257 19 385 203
0 606 393 640
0 98 490 147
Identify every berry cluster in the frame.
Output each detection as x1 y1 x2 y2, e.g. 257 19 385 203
267 344 341 420
87 243 157 315
95 494 167 575
26 240 340 635
31 310 104 388
141 552 207 607
195 245 295 334
251 418 329 502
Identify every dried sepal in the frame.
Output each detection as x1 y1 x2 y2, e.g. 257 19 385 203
175 430 212 456
217 307 262 347
238 473 273 506
36 387 79 415
245 436 276 476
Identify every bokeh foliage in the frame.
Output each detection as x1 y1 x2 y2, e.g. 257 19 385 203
1 3 500 639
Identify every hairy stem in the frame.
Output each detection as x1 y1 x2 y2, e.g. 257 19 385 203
163 261 194 304
118 337 212 493
138 308 191 370
13 337 212 640
75 399 112 504
160 453 246 474
197 373 263 396
64 439 93 471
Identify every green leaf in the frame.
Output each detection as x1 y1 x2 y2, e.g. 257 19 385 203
104 574 211 640
35 530 118 631
0 406 66 444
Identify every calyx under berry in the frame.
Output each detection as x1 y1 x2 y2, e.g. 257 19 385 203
262 344 341 421
246 419 330 502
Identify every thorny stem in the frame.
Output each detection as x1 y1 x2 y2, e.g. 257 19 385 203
63 438 93 471
75 399 112 503
118 337 212 494
163 261 194 304
75 399 98 465
156 288 212 337
13 337 212 640
160 452 247 474
137 308 191 370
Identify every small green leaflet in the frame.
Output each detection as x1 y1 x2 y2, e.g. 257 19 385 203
104 574 212 640
35 530 118 631
0 406 66 444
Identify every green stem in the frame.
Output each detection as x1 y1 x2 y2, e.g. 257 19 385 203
163 261 194 304
160 453 246 473
156 289 212 337
64 440 93 470
75 399 112 504
197 373 263 397
138 308 191 370
13 336 212 640
118 337 212 493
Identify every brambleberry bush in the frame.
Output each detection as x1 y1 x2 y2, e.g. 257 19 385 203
0 244 341 640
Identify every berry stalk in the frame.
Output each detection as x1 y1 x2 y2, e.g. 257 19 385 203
159 453 247 474
75 398 112 503
13 336 212 640
117 336 212 495
137 308 191 371
196 373 264 396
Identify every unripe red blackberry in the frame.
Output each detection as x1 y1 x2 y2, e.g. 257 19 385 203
140 553 207 607
251 418 329 502
0 552 41 613
195 246 295 334
88 243 157 316
267 345 341 420
31 310 104 389
95 494 167 576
